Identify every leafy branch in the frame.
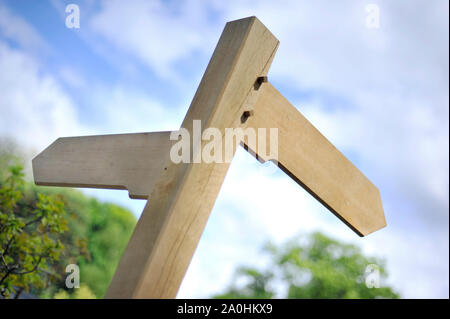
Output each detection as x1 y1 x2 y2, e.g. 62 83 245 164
0 165 68 298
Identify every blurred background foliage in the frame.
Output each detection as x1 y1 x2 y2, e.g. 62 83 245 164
0 140 136 298
1 139 398 299
214 232 399 299
0 163 68 298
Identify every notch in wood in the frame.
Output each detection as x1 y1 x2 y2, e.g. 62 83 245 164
254 76 268 90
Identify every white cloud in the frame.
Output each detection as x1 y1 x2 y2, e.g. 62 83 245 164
0 4 49 53
0 41 88 153
58 66 86 89
89 0 220 82
0 3 88 156
86 85 185 134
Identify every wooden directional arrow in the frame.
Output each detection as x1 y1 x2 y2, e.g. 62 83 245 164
33 132 173 199
32 16 386 298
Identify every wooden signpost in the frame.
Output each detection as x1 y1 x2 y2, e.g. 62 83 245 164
32 16 386 298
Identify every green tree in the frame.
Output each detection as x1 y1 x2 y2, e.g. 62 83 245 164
0 165 68 298
214 267 274 299
1 143 136 299
214 232 399 299
53 284 96 299
30 185 136 299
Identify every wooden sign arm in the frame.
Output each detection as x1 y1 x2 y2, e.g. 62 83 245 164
244 82 386 236
32 132 173 199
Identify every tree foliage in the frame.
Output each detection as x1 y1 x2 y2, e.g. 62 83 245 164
28 181 137 298
214 232 399 299
0 165 68 298
0 145 137 298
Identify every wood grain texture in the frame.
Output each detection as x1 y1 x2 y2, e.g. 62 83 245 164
105 16 279 298
244 82 386 236
32 132 173 199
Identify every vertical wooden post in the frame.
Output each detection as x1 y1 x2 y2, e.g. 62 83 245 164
105 16 279 298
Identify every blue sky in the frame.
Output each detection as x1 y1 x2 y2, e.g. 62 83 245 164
0 0 448 298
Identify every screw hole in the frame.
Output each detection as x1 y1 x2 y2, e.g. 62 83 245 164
241 110 254 124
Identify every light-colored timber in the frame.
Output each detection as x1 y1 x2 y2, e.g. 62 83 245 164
104 16 279 298
244 82 386 236
32 132 173 199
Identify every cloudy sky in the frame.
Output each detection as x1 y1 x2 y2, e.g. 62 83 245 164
0 0 448 298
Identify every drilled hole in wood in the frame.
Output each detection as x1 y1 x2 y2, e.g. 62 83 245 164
241 110 254 123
